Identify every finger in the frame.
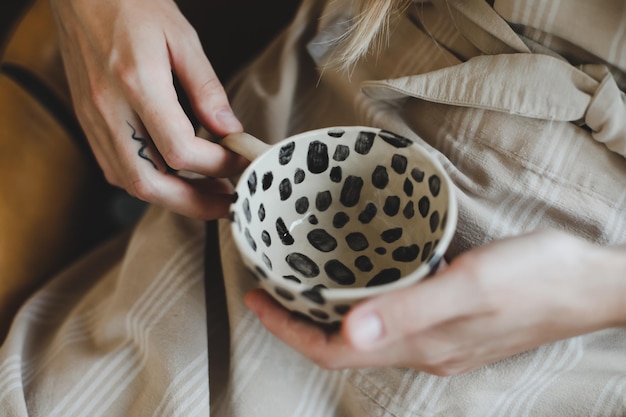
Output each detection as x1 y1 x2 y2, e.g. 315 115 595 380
122 50 248 177
343 266 486 352
129 173 234 220
166 24 243 136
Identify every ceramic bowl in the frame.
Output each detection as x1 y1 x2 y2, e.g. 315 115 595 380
226 126 457 325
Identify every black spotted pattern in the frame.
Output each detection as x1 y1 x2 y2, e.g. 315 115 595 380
333 212 349 228
258 204 266 221
279 178 292 201
391 154 407 174
378 130 412 148
355 255 373 272
392 245 420 262
286 252 320 278
307 229 338 252
358 203 377 224
340 176 364 207
324 260 356 285
354 131 376 154
372 166 389 189
381 228 403 243
262 172 273 190
295 197 309 214
345 232 369 251
279 142 295 165
330 166 342 183
383 196 401 216
316 191 332 211
307 141 329 174
247 171 257 196
294 168 305 184
276 218 295 245
333 145 349 161
367 268 401 286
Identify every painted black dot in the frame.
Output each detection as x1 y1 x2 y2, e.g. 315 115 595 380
307 229 338 252
247 171 257 195
244 228 257 251
345 232 369 251
279 142 295 165
421 241 433 261
381 228 403 243
314 284 327 291
307 141 329 174
302 288 326 305
316 191 332 211
275 286 295 301
308 215 319 225
333 212 349 228
324 259 356 285
279 178 292 201
231 192 239 203
328 128 345 138
283 275 301 283
430 211 440 233
367 268 402 286
333 144 350 161
295 196 309 214
358 203 377 224
286 252 320 278
371 166 389 189
429 174 441 197
330 166 342 183
243 198 251 223
354 131 376 155
403 201 415 219
262 172 273 190
378 130 412 148
258 204 266 221
262 253 273 270
392 245 420 262
411 168 425 182
355 255 374 272
375 247 387 255
391 154 408 174
441 210 448 230
294 168 305 184
309 309 330 320
229 211 236 224
255 265 267 279
261 230 271 246
418 196 430 217
333 304 351 316
404 178 414 196
383 196 401 216
276 218 295 245
340 175 364 207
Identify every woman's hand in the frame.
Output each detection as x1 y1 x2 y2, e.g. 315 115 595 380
50 0 248 219
244 230 626 375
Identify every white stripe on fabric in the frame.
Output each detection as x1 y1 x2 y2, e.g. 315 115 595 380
608 5 626 68
45 235 203 417
0 355 22 405
485 118 563 237
403 372 446 415
293 368 347 417
590 374 626 417
212 311 273 415
522 123 584 231
22 293 108 386
151 351 208 417
485 337 583 417
78 262 203 417
606 188 626 244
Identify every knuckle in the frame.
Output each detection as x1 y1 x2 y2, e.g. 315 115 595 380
162 143 190 171
127 176 157 202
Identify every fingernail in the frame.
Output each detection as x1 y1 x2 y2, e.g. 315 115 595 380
349 313 383 348
216 108 242 131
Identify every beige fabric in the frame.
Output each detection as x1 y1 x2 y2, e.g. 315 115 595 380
1 0 626 416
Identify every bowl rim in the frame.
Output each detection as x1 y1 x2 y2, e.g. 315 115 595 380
229 125 458 301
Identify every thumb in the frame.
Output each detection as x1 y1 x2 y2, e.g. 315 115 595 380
342 266 479 351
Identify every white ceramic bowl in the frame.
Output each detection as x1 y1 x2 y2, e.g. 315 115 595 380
227 126 457 325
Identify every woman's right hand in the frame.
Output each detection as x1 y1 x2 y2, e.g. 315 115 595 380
50 0 249 219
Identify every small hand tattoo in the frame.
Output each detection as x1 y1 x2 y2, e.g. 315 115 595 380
127 121 157 170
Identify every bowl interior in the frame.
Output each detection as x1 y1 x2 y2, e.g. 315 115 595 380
230 127 452 293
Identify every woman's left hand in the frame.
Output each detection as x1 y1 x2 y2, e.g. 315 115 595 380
244 230 626 375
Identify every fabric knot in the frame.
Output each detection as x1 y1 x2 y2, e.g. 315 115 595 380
583 66 626 157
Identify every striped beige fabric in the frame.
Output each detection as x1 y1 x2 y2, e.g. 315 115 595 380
2 0 625 416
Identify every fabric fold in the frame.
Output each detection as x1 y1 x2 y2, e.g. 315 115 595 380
362 53 626 158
